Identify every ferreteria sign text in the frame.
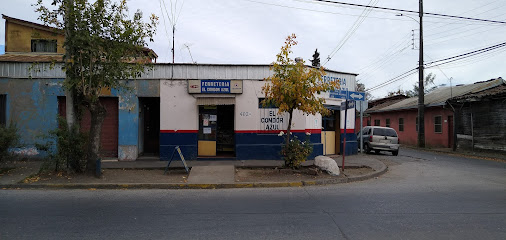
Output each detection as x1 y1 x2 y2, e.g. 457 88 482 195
188 80 243 94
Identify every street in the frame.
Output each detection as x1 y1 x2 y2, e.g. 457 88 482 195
1 148 505 240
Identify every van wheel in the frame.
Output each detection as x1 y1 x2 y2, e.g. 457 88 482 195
393 150 399 156
364 144 371 154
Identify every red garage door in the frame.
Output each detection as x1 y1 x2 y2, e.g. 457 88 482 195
58 97 118 157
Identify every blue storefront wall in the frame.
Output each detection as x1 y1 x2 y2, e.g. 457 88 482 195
340 132 358 155
0 78 64 156
236 130 323 160
159 129 323 161
0 77 159 159
160 131 198 161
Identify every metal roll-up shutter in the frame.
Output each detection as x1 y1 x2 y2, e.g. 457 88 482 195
196 97 235 105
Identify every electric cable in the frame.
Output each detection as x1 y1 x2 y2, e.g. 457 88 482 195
311 0 506 24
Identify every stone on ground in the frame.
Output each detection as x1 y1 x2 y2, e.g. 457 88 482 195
314 156 340 176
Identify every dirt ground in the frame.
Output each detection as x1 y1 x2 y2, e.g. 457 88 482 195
24 169 189 184
19 166 375 185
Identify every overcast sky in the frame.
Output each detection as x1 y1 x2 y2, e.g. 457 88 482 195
1 0 505 98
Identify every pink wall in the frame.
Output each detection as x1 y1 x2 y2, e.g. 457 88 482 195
360 107 454 148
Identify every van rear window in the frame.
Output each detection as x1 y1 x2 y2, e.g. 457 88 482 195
373 128 397 137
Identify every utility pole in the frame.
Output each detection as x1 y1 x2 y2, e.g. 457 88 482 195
172 26 175 64
417 0 425 147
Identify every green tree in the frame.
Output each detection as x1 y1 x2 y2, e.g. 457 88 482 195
387 73 437 97
35 0 158 175
262 34 339 146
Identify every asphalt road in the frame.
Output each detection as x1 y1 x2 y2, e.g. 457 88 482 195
1 148 505 240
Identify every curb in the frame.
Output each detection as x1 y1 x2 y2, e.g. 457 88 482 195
0 166 388 190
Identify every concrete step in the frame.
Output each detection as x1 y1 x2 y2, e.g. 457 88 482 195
187 165 235 184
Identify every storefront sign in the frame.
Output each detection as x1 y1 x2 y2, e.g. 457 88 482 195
188 80 243 94
260 109 288 131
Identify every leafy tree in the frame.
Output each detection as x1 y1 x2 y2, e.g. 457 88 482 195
262 34 340 144
311 48 320 67
387 73 437 97
35 0 158 175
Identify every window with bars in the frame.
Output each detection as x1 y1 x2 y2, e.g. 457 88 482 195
374 119 380 126
31 39 57 53
434 115 442 133
386 118 390 127
399 118 404 132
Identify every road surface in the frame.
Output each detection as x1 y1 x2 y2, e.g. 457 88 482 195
1 148 505 239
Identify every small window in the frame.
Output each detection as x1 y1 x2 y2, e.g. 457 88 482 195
0 94 6 126
31 39 57 53
322 111 336 131
399 118 404 132
416 117 419 132
374 119 380 126
386 119 390 127
434 115 442 133
258 98 277 108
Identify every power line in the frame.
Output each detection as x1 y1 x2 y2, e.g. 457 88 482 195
425 42 506 66
324 0 378 65
367 42 506 92
366 68 418 92
311 0 506 24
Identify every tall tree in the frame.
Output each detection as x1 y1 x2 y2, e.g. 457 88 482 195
35 0 158 175
387 73 437 97
311 48 320 67
262 34 339 144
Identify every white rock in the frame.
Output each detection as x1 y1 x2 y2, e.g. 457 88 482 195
314 156 340 176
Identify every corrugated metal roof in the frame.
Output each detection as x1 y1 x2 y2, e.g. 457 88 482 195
450 82 506 101
0 54 64 62
0 61 357 82
368 77 505 112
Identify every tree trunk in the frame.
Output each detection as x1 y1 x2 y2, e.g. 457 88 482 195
285 109 294 143
86 100 106 176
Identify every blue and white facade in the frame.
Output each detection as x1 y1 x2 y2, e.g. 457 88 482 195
0 62 358 160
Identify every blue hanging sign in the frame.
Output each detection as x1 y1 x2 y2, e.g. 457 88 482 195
201 80 231 93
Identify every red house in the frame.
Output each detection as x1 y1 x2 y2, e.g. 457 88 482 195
359 77 504 148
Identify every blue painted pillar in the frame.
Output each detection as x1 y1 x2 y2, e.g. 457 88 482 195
118 95 139 160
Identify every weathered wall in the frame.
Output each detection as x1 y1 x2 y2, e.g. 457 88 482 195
5 21 65 53
456 100 506 152
0 78 64 156
0 76 158 160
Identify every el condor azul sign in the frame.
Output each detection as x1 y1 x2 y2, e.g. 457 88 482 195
188 80 243 94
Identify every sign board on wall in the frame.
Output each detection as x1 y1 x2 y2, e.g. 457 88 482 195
188 80 243 94
260 108 288 131
340 100 356 130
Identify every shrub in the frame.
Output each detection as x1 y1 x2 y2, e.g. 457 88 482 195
281 135 313 169
0 123 20 162
36 117 88 173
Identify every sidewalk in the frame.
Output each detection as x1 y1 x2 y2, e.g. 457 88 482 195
404 146 506 162
0 154 387 189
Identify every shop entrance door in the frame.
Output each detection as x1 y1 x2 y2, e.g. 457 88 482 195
139 97 160 156
198 105 235 157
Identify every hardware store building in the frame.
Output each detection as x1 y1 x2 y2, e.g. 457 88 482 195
0 62 358 160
